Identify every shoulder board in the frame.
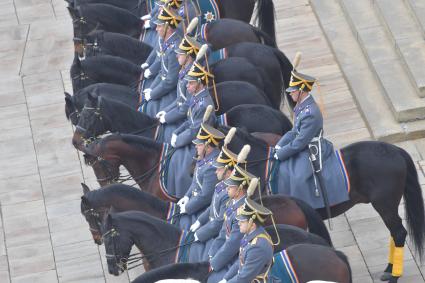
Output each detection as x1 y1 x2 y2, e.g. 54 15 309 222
251 233 273 246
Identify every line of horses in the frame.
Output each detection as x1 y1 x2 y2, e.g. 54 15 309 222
62 0 425 282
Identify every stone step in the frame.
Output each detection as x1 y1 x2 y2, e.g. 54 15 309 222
405 0 425 39
338 0 425 123
374 0 425 97
309 0 425 142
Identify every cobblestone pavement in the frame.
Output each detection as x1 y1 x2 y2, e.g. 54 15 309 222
0 0 424 282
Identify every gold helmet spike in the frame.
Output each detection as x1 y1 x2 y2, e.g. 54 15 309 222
224 127 236 147
186 17 199 34
247 177 258 197
202 105 213 124
237 144 251 164
293 51 302 69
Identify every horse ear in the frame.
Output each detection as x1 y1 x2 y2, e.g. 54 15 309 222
81 182 91 195
87 92 97 103
67 6 77 19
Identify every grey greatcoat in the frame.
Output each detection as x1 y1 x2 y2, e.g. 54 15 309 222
207 196 246 283
225 227 277 283
173 87 215 148
188 181 229 262
143 32 181 117
179 149 220 230
159 64 192 143
275 95 349 209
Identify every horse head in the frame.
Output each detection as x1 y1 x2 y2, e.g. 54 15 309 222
102 211 133 276
73 93 106 150
80 183 104 245
71 56 97 93
64 92 80 125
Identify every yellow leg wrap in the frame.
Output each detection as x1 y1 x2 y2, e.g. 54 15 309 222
391 247 404 277
388 237 395 264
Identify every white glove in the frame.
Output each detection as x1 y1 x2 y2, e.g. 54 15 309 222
141 14 151 21
144 19 151 29
274 153 279 160
194 233 199 242
141 62 149 69
275 145 281 150
144 68 152 79
180 203 186 214
177 196 189 206
156 111 166 118
159 115 166 124
190 220 201 232
143 88 151 101
171 133 177 147
218 280 227 283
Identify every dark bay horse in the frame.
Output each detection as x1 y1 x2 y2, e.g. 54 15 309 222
68 4 142 39
64 83 138 125
70 54 142 93
80 183 332 245
130 244 351 283
74 30 152 65
101 210 329 275
221 129 424 283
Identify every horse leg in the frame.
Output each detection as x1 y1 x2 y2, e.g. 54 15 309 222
371 202 407 283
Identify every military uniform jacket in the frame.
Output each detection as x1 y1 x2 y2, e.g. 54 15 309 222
176 1 200 36
196 181 229 242
149 32 181 100
173 87 215 148
274 95 349 209
162 64 192 124
184 149 220 215
225 227 274 283
209 196 246 271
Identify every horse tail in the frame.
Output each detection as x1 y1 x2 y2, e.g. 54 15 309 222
251 26 276 47
400 147 425 260
334 250 352 283
271 47 296 109
292 198 333 247
256 0 276 47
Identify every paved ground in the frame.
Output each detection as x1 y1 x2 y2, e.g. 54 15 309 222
0 0 424 282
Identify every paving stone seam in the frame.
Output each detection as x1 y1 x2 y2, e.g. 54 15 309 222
11 0 20 25
18 24 30 77
0 203 12 283
20 76 60 282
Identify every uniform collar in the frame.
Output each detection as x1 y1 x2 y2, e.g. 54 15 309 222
294 95 313 116
193 87 207 97
196 148 219 167
244 226 266 243
215 181 226 192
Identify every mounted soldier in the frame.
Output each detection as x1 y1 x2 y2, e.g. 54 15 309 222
274 58 348 212
171 45 215 148
140 4 182 117
188 128 239 261
177 121 225 230
219 197 279 283
154 18 201 143
207 146 258 283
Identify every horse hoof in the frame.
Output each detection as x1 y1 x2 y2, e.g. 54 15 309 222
380 272 392 281
388 276 399 283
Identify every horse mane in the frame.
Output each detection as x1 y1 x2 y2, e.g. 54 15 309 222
222 125 269 150
81 55 141 82
103 31 152 56
84 183 167 210
119 133 163 152
78 3 140 29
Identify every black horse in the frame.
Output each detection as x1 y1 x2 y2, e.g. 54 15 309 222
68 4 142 40
74 30 152 65
67 0 147 16
71 94 291 150
81 183 332 245
101 210 329 275
130 244 351 283
70 54 142 93
64 83 139 125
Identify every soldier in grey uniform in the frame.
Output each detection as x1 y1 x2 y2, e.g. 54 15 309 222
274 69 348 209
155 29 201 143
141 5 182 117
188 128 240 262
207 149 258 283
220 198 277 283
171 57 215 148
178 123 224 231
